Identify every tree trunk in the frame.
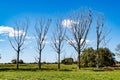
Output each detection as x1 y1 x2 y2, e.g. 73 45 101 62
58 53 60 70
16 50 20 69
96 34 99 69
38 52 41 70
96 44 99 69
78 49 81 69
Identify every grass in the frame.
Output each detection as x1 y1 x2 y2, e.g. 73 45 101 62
0 64 120 80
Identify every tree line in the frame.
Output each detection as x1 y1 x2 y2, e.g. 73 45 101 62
0 9 117 70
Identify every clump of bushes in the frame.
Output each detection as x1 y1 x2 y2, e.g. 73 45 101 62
11 59 24 64
81 47 116 67
61 58 73 65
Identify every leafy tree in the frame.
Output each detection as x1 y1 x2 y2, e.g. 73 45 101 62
19 59 24 64
11 59 24 64
81 47 95 67
11 59 16 64
81 47 115 67
61 58 73 65
97 48 115 67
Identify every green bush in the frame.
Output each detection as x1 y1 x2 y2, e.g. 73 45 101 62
11 59 24 64
81 47 115 67
61 58 73 65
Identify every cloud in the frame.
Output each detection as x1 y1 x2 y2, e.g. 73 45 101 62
62 19 79 28
67 39 91 44
25 36 35 40
0 39 5 42
43 41 49 44
25 36 49 44
0 26 25 37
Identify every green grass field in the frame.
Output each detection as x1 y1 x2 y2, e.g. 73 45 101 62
0 64 120 80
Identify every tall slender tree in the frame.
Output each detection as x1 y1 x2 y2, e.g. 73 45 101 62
35 18 51 70
96 14 105 69
66 9 92 69
8 18 29 69
96 14 111 68
52 19 66 70
115 44 120 57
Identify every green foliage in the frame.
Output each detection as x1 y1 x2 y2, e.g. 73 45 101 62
81 47 115 67
61 58 74 65
81 47 96 67
11 59 24 64
19 59 24 64
11 59 16 64
96 48 115 67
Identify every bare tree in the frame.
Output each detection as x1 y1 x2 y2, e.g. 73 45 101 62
52 19 66 70
96 14 106 69
66 10 92 69
115 44 120 57
35 18 51 70
8 18 29 69
96 14 111 69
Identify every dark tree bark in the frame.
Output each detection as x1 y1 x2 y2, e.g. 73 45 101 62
96 14 105 69
52 19 66 70
35 18 51 70
8 18 29 69
66 9 92 69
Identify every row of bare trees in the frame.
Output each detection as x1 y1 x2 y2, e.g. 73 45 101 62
8 9 108 70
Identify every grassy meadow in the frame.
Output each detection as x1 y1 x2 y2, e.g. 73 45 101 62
0 64 120 80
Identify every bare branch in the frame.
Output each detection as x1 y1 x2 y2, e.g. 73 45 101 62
34 18 51 69
8 18 29 69
52 18 66 69
96 13 111 68
66 9 92 69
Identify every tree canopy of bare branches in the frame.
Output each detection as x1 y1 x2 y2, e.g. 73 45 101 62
96 13 112 69
52 19 66 70
66 9 92 69
96 14 105 69
115 44 120 57
8 18 29 69
35 18 51 70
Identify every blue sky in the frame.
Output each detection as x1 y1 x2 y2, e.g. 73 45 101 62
0 0 120 63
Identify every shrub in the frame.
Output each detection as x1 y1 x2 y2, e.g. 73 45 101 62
11 59 24 64
61 58 73 65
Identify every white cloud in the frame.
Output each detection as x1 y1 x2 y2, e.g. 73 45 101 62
26 36 35 40
25 36 49 44
43 41 49 44
81 39 90 44
0 26 25 37
67 39 91 44
62 19 79 28
0 39 5 42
